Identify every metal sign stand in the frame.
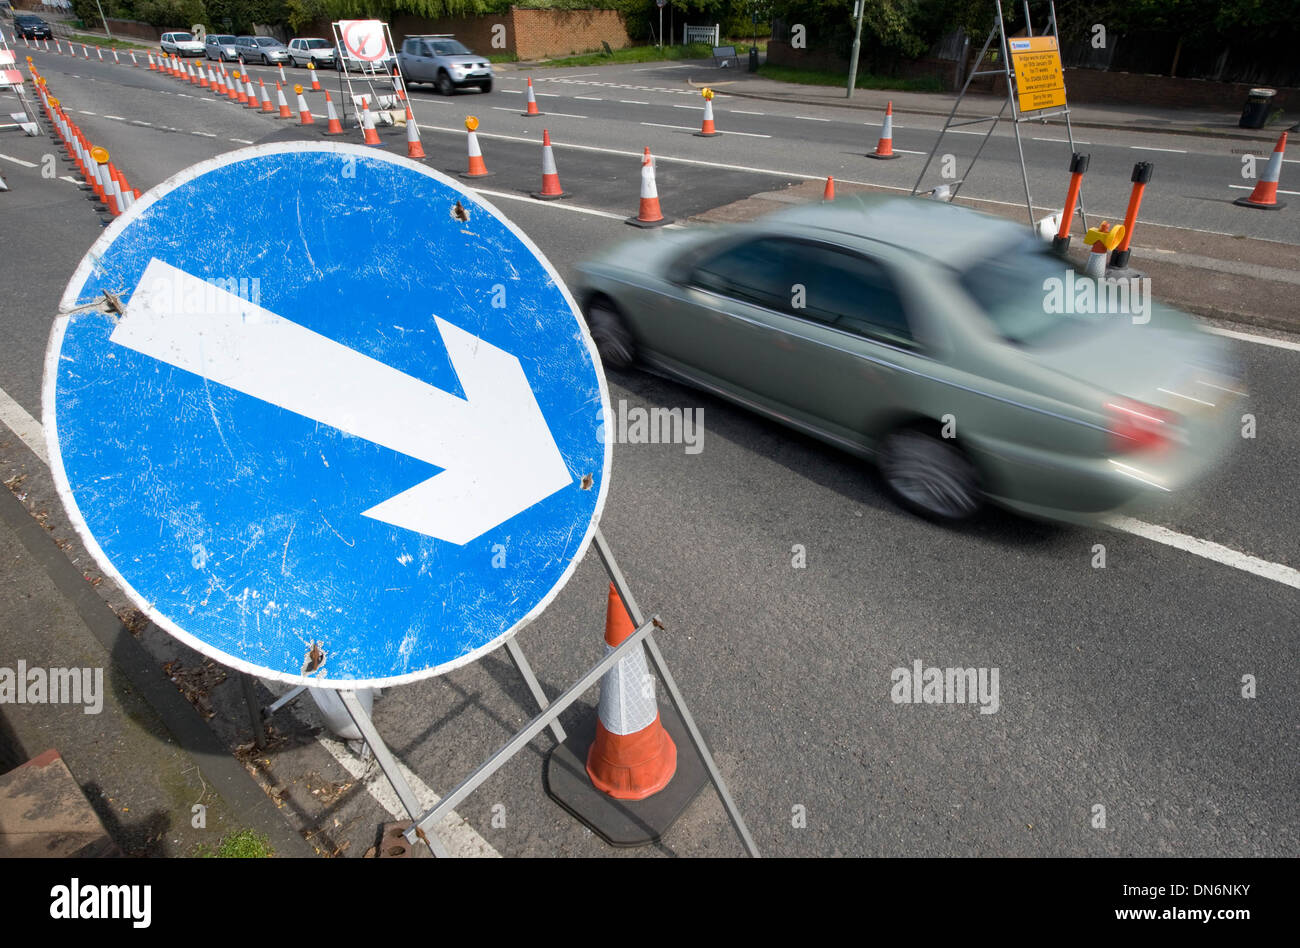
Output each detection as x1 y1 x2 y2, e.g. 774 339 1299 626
911 0 1086 231
0 30 40 136
330 21 404 128
329 528 759 858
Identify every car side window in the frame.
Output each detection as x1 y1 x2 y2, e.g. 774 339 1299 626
782 243 915 348
689 238 795 313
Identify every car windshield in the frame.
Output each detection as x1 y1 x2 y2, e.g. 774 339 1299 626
304 39 330 49
956 242 1090 346
432 41 471 55
173 32 193 41
215 35 236 44
256 37 277 46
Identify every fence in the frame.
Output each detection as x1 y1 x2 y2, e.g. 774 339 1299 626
684 24 719 46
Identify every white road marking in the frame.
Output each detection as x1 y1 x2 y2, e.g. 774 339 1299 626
674 104 704 110
103 114 125 120
633 64 694 70
500 89 522 94
192 131 217 137
130 120 153 126
1105 516 1300 589
641 121 771 138
469 185 629 221
729 109 765 115
77 109 96 115
0 387 46 464
1034 136 1091 144
534 92 560 97
795 115 830 122
1131 145 1186 153
619 99 649 105
574 96 603 101
946 128 987 135
1207 326 1300 352
231 138 254 143
0 153 37 168
892 148 926 155
1228 184 1300 196
546 72 599 78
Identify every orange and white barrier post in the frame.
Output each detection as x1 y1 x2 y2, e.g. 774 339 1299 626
867 101 899 160
694 87 718 137
521 76 542 117
627 146 669 227
1052 152 1089 255
294 84 314 124
584 584 677 801
1235 131 1288 210
404 105 425 158
460 115 490 177
531 128 565 199
1108 161 1153 273
276 81 292 119
360 97 382 146
323 91 344 134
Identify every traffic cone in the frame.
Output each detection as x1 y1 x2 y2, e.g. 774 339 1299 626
308 61 321 92
521 77 542 117
198 64 209 89
627 147 670 227
392 67 406 102
360 97 382 145
130 50 138 67
213 67 226 97
823 176 835 202
460 116 490 177
324 92 344 134
1235 132 1288 210
244 75 260 109
259 79 273 113
96 45 103 61
278 63 286 85
295 84 314 124
584 584 677 801
276 81 291 119
531 128 565 199
403 105 425 157
148 52 157 71
694 87 718 137
112 47 120 65
228 71 243 103
1083 221 1124 278
867 101 900 159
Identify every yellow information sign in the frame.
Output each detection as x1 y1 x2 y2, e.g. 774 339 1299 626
1009 36 1066 113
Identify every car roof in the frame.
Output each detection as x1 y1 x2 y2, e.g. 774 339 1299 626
409 34 456 39
760 194 1027 269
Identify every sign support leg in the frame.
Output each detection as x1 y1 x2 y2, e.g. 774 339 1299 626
504 637 566 744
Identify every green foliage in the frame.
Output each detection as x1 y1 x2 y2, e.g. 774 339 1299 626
537 41 716 67
133 0 208 28
194 828 275 858
758 61 942 91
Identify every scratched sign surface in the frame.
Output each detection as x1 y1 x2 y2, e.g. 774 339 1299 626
44 143 611 688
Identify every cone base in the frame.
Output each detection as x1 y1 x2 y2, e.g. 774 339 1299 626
521 111 544 118
626 215 672 228
323 128 346 136
531 190 566 200
694 131 720 137
1233 196 1286 210
867 152 900 160
544 698 708 848
459 170 494 179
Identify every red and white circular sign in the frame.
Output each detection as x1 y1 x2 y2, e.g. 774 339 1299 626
339 20 388 62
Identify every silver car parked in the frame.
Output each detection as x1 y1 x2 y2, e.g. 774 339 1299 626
398 35 492 94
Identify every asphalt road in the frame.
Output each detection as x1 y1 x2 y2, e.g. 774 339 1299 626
0 50 1296 858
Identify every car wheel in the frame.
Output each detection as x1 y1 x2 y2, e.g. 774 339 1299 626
436 72 453 96
480 80 492 93
879 426 983 521
584 297 636 369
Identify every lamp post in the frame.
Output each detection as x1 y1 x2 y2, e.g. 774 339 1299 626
94 0 114 40
846 0 864 98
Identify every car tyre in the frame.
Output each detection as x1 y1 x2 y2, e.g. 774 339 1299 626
584 297 636 369
480 80 492 93
436 72 453 96
879 426 983 522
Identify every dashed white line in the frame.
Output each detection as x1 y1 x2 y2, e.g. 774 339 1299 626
1207 326 1300 352
231 138 254 144
534 92 560 98
103 114 125 121
574 95 603 101
673 104 705 110
491 106 586 118
192 131 217 137
500 89 522 94
1131 145 1186 153
892 148 927 155
641 121 771 138
0 153 37 168
729 109 765 115
620 99 649 105
130 120 153 126
77 109 96 115
795 115 830 122
1034 136 1091 144
1105 516 1300 589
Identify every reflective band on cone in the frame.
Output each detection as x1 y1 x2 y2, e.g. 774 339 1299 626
276 82 291 118
868 101 899 160
627 146 670 227
360 97 382 146
1234 132 1288 210
324 92 344 134
404 105 425 157
521 77 542 117
585 584 677 801
531 128 564 199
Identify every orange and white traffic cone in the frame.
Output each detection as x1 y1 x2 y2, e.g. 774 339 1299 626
461 115 490 177
694 87 719 137
531 128 565 199
213 67 226 97
360 97 383 146
259 79 273 113
584 584 677 801
276 81 292 119
229 71 243 103
392 66 406 102
148 52 157 71
295 84 314 124
244 75 260 109
403 105 425 157
130 51 139 67
1235 131 1288 210
278 63 287 85
308 61 321 92
324 92 345 134
521 77 542 117
198 65 209 89
823 176 835 202
627 146 669 227
867 101 900 160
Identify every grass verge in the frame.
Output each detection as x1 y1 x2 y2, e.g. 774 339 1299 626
194 828 275 858
535 42 717 68
64 32 154 52
757 63 944 93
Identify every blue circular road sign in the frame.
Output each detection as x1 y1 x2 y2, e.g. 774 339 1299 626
45 143 612 688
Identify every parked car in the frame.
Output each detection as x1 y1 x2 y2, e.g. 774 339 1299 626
235 35 288 65
204 34 239 61
13 14 52 40
573 196 1241 522
334 42 396 74
398 35 492 94
286 37 336 68
160 31 205 57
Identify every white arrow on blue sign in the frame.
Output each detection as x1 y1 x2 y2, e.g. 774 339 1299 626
44 142 612 688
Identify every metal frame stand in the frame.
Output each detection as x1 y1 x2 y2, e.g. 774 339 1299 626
912 0 1086 232
330 20 404 129
304 527 758 858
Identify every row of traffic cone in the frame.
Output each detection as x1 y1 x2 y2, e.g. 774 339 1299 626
27 65 140 217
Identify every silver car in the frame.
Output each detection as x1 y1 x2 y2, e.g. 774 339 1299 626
204 34 239 61
237 35 289 65
286 37 336 68
160 31 205 57
398 35 493 94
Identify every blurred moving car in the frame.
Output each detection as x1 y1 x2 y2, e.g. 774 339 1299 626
13 14 52 40
397 35 493 94
160 31 205 57
204 34 239 61
236 35 288 64
573 196 1242 522
286 37 336 68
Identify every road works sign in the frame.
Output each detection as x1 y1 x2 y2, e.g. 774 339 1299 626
337 19 388 62
44 143 612 688
1009 35 1066 113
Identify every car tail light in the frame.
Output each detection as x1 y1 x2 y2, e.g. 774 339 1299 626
1106 398 1176 454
